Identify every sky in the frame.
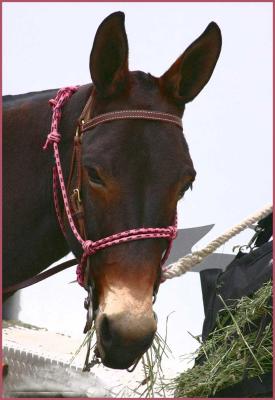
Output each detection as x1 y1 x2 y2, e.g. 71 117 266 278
3 1 272 376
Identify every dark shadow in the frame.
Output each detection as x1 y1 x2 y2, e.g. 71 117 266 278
3 291 21 320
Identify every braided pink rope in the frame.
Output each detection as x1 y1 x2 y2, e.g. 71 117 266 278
44 86 84 248
76 220 177 286
53 165 67 237
44 87 178 287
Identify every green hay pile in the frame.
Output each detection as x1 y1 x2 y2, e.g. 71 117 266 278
170 280 272 397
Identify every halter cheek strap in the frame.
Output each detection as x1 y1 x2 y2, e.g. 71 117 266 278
43 86 180 288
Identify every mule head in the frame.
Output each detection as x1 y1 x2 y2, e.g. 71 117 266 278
77 12 221 369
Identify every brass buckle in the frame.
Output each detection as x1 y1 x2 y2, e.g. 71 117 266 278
75 120 85 138
73 188 81 204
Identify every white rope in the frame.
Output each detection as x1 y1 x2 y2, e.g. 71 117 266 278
163 204 272 280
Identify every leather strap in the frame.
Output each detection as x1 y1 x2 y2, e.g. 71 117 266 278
3 258 77 295
67 136 86 239
80 109 183 132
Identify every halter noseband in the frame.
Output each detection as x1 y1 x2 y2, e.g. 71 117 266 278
43 86 181 288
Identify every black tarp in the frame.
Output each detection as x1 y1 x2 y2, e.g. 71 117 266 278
198 213 273 397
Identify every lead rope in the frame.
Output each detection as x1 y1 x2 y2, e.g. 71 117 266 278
162 204 272 280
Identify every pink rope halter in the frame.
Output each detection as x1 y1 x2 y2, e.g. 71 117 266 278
43 87 178 287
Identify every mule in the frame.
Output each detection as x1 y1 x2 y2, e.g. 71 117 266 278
3 12 222 369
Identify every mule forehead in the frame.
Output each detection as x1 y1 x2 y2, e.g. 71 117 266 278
82 121 194 183
82 71 195 181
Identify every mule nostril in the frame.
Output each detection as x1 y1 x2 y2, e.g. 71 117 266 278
100 315 112 346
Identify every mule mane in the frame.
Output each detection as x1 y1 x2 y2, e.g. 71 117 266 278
3 89 58 104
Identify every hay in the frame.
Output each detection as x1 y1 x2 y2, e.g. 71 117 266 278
169 280 272 397
69 325 96 367
70 315 172 398
133 323 172 398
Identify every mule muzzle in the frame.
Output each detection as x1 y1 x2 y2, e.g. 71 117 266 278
95 312 157 369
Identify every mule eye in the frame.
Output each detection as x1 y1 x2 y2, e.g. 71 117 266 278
178 182 193 199
87 167 104 185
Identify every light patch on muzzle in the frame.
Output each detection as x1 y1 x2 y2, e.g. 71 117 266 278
94 285 157 368
99 285 154 318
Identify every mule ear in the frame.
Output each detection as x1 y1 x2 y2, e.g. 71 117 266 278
160 22 222 104
90 11 129 97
